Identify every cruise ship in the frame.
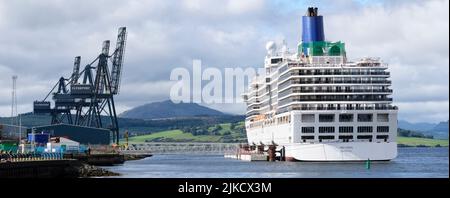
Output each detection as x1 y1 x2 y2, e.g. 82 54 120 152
242 7 398 161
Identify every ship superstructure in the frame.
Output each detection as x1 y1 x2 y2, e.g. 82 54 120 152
242 7 398 161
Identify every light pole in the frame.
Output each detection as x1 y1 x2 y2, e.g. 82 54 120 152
11 75 18 139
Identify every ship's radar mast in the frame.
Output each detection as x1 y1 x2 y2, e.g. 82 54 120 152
266 41 277 56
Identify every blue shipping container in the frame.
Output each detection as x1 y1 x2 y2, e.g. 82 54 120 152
28 133 50 144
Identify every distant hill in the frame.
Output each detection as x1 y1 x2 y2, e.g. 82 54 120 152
433 121 448 132
0 112 245 138
428 121 449 139
397 128 433 139
119 100 226 120
398 120 436 132
0 112 51 127
398 120 448 140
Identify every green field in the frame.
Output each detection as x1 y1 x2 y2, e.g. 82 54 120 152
398 137 449 147
208 123 245 137
127 129 222 143
125 122 247 143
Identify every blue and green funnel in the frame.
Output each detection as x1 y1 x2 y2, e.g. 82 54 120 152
299 7 345 57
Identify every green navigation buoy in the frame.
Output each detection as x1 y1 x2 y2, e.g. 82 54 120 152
366 158 371 170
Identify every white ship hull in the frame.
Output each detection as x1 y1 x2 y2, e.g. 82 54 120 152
245 110 398 161
283 142 397 161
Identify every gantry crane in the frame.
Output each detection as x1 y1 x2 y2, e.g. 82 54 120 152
33 27 127 144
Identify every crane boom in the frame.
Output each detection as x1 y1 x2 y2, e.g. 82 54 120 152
110 27 127 94
98 40 110 93
102 40 110 56
71 56 81 84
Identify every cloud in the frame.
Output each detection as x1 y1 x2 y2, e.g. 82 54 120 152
116 80 175 106
397 101 449 123
0 0 448 124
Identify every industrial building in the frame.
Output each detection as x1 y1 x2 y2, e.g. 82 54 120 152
28 124 111 145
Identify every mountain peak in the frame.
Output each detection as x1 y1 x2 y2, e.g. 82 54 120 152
398 120 449 139
119 100 225 120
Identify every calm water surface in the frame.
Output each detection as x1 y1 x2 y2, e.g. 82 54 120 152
103 147 449 178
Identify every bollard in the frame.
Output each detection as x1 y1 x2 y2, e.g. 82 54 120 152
280 146 286 161
366 158 371 169
268 145 276 162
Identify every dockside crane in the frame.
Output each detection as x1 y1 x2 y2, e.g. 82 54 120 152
33 27 127 144
71 56 81 84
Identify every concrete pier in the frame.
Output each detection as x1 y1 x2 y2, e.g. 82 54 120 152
224 144 286 162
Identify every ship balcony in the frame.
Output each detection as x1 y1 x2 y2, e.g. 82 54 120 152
246 106 261 111
293 89 393 93
286 97 394 102
278 89 393 100
246 93 258 101
246 112 260 117
292 71 390 76
277 80 392 89
293 80 392 84
279 95 394 104
247 101 262 107
278 80 392 92
289 105 398 111
356 62 383 67
278 69 391 84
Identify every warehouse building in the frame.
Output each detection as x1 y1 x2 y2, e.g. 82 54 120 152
27 124 111 145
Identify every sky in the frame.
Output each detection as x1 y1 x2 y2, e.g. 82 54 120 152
0 0 448 123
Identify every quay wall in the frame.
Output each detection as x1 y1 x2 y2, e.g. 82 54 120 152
0 160 80 178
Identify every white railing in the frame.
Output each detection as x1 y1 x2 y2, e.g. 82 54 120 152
123 143 241 155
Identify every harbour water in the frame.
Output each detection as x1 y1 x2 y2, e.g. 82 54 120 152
103 147 448 178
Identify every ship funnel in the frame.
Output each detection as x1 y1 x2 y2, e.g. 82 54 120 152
302 7 325 43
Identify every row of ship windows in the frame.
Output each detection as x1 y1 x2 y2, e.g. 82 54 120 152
278 72 389 82
279 78 391 88
263 116 291 126
300 135 389 142
278 86 392 97
278 104 396 113
289 70 389 76
301 126 390 133
278 96 392 105
248 113 390 128
287 77 390 82
276 79 392 91
249 115 292 128
279 63 384 74
302 113 389 123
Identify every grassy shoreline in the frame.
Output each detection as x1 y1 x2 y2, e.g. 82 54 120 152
397 137 448 147
127 129 222 143
126 129 448 147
